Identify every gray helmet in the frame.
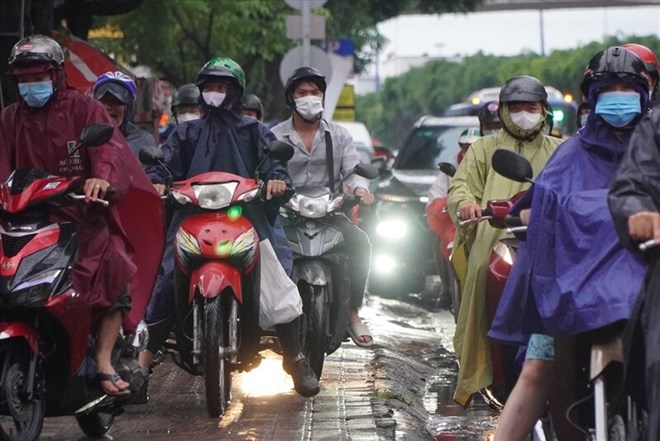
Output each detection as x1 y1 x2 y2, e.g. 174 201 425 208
242 93 263 120
499 75 548 107
8 34 64 69
171 83 201 113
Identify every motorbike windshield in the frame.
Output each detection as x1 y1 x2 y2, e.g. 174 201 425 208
394 126 464 170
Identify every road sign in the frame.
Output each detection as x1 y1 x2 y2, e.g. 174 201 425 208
279 45 333 87
284 0 327 10
286 15 325 40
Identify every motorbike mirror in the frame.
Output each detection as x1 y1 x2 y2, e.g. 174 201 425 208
438 162 456 177
79 124 114 147
354 163 380 180
264 140 294 162
139 146 165 166
492 150 534 184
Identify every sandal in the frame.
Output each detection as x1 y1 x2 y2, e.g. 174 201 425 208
348 321 374 348
96 372 131 396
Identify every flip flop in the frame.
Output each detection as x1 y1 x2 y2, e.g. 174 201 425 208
96 372 131 396
348 321 374 348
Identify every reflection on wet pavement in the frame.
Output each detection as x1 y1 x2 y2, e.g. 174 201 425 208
363 296 498 440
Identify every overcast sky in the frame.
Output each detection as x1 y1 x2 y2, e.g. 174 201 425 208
377 6 660 60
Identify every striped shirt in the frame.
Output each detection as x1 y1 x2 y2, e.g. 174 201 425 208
270 118 369 193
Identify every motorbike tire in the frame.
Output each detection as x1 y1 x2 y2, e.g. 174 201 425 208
300 284 328 379
0 348 46 441
75 409 114 437
203 296 232 418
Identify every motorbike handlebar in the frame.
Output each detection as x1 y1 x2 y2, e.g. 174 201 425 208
639 238 660 252
504 214 523 228
66 186 116 207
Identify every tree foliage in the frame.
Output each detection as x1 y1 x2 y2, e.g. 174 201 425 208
358 35 660 147
94 0 484 119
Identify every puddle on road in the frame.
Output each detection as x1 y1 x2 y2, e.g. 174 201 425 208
364 297 499 440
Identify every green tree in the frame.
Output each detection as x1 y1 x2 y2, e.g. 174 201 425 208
358 35 660 147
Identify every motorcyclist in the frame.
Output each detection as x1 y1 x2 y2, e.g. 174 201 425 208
93 71 157 156
271 66 375 348
609 53 660 441
242 93 264 121
477 100 503 136
0 35 164 397
490 46 652 440
427 127 480 205
138 57 320 398
171 83 203 124
447 75 561 407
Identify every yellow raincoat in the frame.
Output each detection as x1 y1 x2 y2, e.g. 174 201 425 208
447 130 561 407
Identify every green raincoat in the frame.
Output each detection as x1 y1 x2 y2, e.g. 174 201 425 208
447 130 561 407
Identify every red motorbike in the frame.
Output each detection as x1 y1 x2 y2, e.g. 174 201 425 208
0 124 146 441
140 141 294 418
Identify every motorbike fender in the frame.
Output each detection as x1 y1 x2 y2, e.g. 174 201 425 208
291 260 332 287
190 262 242 302
0 322 39 354
590 336 623 380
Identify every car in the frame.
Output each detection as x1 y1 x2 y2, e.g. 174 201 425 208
366 115 479 301
333 120 376 165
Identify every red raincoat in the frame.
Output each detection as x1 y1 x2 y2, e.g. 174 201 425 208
0 85 163 333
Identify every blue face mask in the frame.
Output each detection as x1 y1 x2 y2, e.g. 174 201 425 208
18 81 54 108
594 91 641 128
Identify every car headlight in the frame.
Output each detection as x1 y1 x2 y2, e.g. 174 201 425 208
373 254 397 273
193 183 237 209
375 218 408 240
377 193 419 202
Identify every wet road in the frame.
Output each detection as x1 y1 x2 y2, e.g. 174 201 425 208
40 296 497 440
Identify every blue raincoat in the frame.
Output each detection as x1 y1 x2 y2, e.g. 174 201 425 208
490 82 647 342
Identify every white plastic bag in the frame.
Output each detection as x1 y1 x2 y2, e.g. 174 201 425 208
258 239 303 329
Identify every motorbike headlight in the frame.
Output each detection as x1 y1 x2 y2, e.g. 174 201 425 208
376 219 408 240
297 196 329 218
492 241 514 266
193 183 237 210
10 269 62 305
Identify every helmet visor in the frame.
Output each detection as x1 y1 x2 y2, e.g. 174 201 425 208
94 82 132 105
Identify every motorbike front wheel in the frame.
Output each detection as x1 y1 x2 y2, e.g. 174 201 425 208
0 346 46 441
203 296 232 418
300 283 328 379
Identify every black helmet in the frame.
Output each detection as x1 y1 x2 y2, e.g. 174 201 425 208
499 75 548 107
580 46 650 97
242 93 263 120
171 83 200 114
284 66 327 109
8 34 64 74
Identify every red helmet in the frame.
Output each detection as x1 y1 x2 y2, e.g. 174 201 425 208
623 43 659 99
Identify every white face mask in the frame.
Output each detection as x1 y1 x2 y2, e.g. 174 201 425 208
482 129 498 136
295 96 324 121
510 111 542 130
177 112 199 123
203 92 226 108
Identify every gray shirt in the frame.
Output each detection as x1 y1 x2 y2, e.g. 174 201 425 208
270 117 368 193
